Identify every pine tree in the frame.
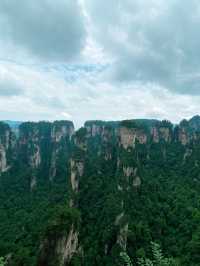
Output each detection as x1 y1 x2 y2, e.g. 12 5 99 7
120 252 133 266
120 242 179 266
0 257 5 266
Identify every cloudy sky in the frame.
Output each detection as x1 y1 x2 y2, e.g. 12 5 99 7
0 0 200 127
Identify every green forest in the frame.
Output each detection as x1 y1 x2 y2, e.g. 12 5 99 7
0 117 200 265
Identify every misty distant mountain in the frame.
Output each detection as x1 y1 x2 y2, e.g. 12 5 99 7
2 120 22 129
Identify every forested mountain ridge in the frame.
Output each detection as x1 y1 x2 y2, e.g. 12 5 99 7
0 116 200 265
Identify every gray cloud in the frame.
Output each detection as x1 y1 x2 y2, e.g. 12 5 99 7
0 79 24 97
0 0 86 61
0 61 200 128
84 0 200 94
1 0 200 125
32 95 66 110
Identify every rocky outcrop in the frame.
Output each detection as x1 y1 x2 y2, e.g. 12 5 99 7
30 145 41 169
38 224 79 266
70 159 84 193
122 166 141 188
151 125 172 143
104 152 112 161
123 166 134 177
0 145 7 173
183 148 192 160
119 127 137 149
177 117 200 145
178 127 189 145
0 122 13 173
57 225 78 265
133 176 141 187
18 122 46 168
85 123 103 137
30 176 37 190
115 210 128 250
84 121 118 142
17 121 74 183
159 127 171 142
117 223 129 250
119 127 147 149
51 121 74 142
151 127 160 143
115 212 124 226
1 117 200 178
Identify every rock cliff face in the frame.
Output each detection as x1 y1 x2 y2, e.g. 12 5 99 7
0 122 13 173
37 206 80 266
70 159 84 193
38 225 79 266
119 127 147 149
17 121 74 188
58 225 78 265
18 121 73 167
2 117 198 177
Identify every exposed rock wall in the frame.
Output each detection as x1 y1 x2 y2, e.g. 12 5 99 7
178 127 190 145
70 159 84 193
0 122 13 173
51 121 74 142
37 224 79 266
0 145 7 173
58 225 78 265
2 117 200 177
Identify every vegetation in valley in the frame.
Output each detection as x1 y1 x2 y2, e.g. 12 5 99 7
0 118 200 265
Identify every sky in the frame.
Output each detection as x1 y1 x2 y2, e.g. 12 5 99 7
0 0 200 128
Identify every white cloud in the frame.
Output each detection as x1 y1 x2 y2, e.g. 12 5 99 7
0 61 200 128
0 0 200 125
84 0 200 94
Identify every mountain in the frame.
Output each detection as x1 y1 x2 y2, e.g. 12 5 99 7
0 117 200 265
2 121 22 129
1 121 22 137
